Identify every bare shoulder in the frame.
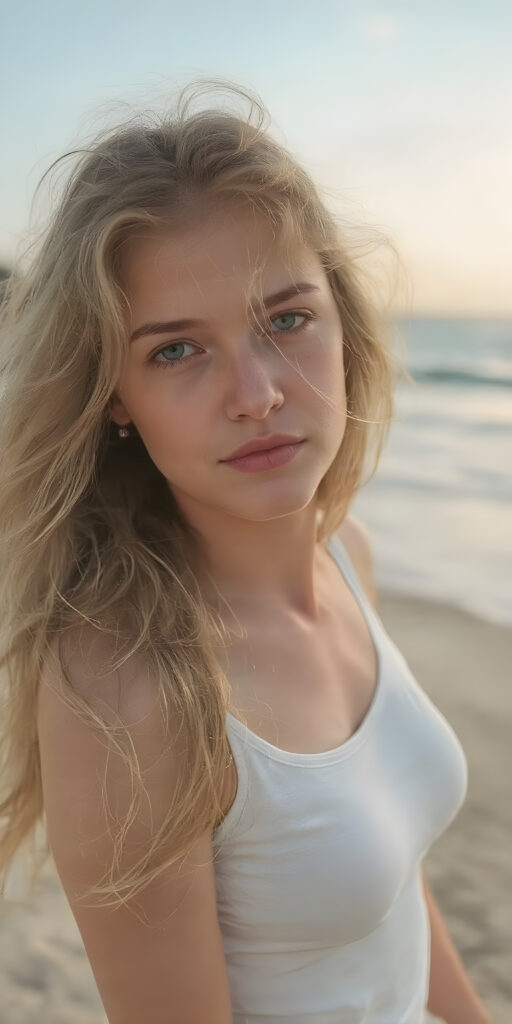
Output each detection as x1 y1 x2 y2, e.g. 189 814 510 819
336 514 373 557
39 624 157 715
37 626 232 1024
335 515 378 610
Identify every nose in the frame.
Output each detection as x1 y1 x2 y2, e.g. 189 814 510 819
223 343 285 420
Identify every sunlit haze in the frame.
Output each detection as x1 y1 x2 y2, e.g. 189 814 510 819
1 0 510 316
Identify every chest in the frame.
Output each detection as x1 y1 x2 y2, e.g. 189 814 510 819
216 557 378 822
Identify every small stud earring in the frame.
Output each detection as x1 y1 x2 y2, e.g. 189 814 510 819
118 426 130 438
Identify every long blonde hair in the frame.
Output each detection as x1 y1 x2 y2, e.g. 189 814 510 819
0 78 408 909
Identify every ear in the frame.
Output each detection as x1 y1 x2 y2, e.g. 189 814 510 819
109 394 131 427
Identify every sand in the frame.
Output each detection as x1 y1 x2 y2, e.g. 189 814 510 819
0 591 510 1024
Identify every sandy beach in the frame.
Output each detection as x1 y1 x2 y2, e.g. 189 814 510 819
0 591 510 1024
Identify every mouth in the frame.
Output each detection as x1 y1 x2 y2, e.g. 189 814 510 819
220 433 305 462
220 439 306 472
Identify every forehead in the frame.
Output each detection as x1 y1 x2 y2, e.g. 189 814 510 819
119 206 325 312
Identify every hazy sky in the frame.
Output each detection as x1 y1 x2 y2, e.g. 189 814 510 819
1 0 510 315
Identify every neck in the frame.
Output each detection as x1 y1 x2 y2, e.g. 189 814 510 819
176 497 327 623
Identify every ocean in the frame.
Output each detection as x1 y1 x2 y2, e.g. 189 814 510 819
350 318 511 627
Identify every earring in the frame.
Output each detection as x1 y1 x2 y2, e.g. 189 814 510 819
118 426 130 438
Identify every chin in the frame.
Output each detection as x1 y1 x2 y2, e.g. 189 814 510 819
227 485 319 522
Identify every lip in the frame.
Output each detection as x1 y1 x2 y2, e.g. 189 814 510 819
220 433 304 462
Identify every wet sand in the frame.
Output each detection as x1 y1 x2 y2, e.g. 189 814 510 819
0 591 510 1023
379 592 511 1024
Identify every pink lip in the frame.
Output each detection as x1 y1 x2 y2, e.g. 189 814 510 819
221 440 306 473
221 433 304 462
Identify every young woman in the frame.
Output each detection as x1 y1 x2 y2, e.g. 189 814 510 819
0 80 490 1024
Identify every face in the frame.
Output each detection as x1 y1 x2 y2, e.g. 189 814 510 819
110 204 346 529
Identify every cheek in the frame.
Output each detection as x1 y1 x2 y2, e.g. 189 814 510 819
295 345 346 437
294 336 345 400
125 371 197 429
142 392 209 468
142 427 204 488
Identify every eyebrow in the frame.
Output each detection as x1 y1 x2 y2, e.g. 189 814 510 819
129 282 322 343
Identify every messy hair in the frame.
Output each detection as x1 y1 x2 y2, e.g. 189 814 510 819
0 77 408 909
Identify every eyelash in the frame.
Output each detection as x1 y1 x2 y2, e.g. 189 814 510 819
149 310 317 371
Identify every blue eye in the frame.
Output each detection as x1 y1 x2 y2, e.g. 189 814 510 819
149 310 314 370
150 339 198 370
271 312 305 331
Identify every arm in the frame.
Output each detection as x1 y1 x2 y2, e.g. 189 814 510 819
37 631 232 1024
339 517 492 1024
422 871 491 1024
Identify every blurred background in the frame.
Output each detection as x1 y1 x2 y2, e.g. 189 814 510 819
1 0 510 625
0 2 510 1022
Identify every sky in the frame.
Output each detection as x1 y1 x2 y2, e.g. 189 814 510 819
1 0 511 316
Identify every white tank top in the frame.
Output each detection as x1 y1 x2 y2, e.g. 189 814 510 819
212 532 468 1024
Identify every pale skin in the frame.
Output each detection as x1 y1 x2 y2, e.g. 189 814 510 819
110 205 491 1024
111 202 346 619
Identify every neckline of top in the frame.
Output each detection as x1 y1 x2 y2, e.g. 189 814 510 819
225 531 385 766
